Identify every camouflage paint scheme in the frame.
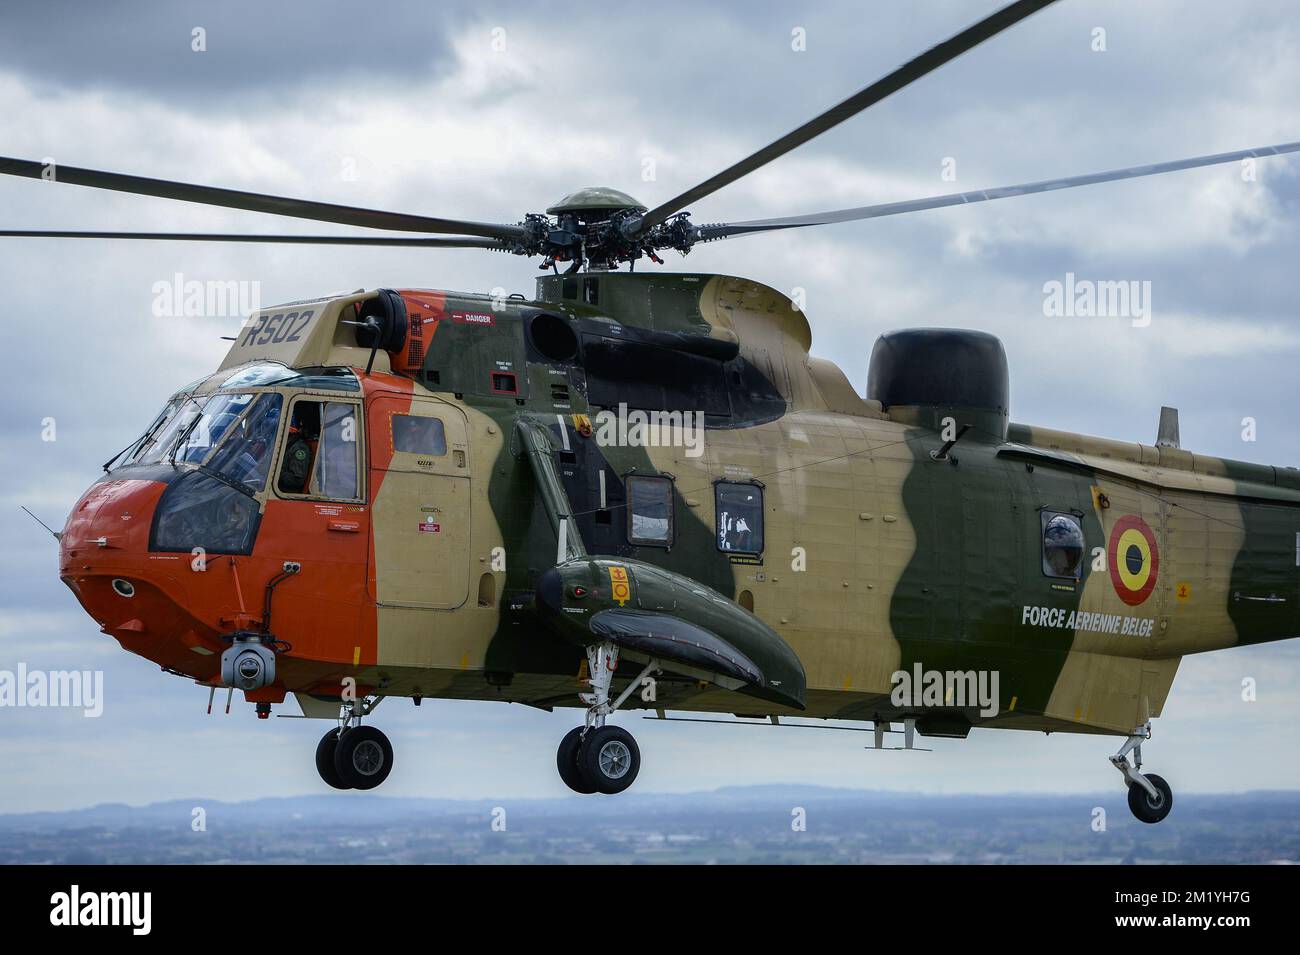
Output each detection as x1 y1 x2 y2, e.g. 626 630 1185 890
59 272 1300 743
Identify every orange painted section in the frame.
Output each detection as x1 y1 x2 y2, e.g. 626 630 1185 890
58 351 434 712
392 290 446 375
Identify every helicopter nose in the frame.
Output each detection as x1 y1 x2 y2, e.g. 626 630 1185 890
61 477 164 558
59 476 183 646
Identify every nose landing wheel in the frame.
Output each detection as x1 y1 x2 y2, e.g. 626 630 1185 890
315 729 350 790
314 699 394 791
335 725 394 790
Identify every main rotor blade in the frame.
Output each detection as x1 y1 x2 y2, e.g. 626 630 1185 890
0 230 505 248
0 157 527 243
636 0 1059 234
694 140 1300 241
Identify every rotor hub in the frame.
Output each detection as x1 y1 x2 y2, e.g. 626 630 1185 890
518 187 696 271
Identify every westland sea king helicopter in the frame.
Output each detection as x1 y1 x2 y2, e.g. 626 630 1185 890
7 0 1300 822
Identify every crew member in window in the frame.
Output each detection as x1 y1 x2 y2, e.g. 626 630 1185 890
278 403 321 494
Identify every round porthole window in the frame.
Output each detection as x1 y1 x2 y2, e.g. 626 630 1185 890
111 578 136 598
1042 513 1084 579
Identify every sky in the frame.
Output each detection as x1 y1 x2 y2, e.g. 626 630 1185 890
2 0 1299 814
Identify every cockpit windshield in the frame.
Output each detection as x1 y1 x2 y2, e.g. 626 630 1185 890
207 393 283 491
133 399 202 465
122 364 357 470
175 393 255 464
124 390 283 491
121 398 182 464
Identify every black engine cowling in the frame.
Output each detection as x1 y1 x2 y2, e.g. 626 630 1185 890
354 289 407 353
867 328 1009 439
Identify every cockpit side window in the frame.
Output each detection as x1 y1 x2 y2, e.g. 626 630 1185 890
315 402 361 499
276 398 363 501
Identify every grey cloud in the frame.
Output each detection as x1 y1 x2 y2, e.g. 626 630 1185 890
0 0 460 101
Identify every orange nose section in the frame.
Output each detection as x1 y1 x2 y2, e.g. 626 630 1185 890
61 477 164 560
59 477 216 671
58 468 377 695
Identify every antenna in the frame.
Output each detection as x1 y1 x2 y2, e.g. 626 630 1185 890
20 506 61 541
1156 407 1181 449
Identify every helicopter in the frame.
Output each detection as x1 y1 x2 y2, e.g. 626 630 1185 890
6 0 1299 823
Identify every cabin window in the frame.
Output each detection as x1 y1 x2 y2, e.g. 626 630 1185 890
392 414 447 456
626 475 674 546
276 399 362 500
716 482 764 555
1041 511 1085 579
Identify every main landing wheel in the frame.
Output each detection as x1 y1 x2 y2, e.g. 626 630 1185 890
577 725 641 795
556 726 642 794
1127 773 1173 824
315 729 350 790
333 725 394 791
556 727 598 795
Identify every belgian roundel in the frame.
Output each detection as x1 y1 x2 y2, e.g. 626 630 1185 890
1107 515 1159 606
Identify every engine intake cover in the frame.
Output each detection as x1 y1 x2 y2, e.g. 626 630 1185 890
867 327 1009 415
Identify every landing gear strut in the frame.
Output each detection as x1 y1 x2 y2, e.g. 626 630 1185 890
314 697 393 791
1110 721 1173 824
555 642 657 795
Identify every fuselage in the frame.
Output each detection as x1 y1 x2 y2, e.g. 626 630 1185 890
59 273 1300 738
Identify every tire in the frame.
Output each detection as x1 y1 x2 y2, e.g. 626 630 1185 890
557 727 598 794
315 729 350 790
1127 773 1173 824
333 726 394 791
577 725 640 795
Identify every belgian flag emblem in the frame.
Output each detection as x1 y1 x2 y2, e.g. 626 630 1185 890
1107 514 1160 606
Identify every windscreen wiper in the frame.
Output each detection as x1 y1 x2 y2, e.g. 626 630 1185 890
166 397 207 467
193 463 257 499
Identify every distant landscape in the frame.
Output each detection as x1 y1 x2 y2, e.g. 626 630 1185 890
3 787 1299 864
